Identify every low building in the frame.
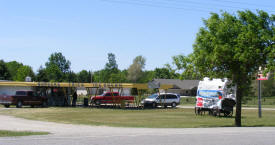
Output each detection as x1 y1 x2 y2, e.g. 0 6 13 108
83 87 131 96
152 79 200 96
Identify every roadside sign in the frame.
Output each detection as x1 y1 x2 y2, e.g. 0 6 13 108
257 74 269 80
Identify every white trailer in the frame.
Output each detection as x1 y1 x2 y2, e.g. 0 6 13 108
195 77 236 116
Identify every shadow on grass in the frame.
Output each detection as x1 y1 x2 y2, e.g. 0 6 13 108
83 105 180 110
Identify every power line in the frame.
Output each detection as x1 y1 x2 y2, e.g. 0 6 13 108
209 0 274 8
99 0 275 13
162 0 251 11
100 0 211 13
149 0 275 12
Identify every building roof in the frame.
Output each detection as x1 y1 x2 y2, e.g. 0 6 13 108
153 79 200 90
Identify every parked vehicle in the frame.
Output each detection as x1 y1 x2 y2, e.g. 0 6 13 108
0 90 48 108
141 93 180 108
195 77 236 116
90 92 134 106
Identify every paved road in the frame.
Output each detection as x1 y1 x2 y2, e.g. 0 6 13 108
0 115 275 145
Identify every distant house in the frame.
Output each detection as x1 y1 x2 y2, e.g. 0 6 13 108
151 79 200 96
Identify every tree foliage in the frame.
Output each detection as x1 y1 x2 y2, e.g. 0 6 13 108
36 66 48 82
45 64 63 82
127 56 146 82
77 70 91 83
14 65 34 81
45 52 71 73
189 10 275 126
5 61 23 80
261 72 275 97
173 54 202 80
138 70 155 83
154 65 179 79
105 53 118 73
0 60 10 80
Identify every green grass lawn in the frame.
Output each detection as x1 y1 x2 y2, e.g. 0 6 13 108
0 107 275 128
0 130 49 137
180 96 275 108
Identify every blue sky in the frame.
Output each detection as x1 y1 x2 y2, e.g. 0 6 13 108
0 0 274 73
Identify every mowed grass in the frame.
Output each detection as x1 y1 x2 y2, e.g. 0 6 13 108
1 107 275 128
0 130 49 137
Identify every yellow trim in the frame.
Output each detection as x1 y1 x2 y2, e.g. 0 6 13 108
0 81 173 90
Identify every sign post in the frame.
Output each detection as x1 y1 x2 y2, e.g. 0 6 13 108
257 73 269 118
258 79 262 118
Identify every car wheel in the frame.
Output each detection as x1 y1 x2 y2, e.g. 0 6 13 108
171 102 176 108
152 102 157 108
16 101 22 108
4 105 10 108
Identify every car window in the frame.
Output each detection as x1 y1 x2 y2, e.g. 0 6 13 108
16 91 26 96
164 95 170 99
170 95 177 99
113 93 119 96
166 95 172 99
148 94 158 99
104 93 111 96
159 95 169 99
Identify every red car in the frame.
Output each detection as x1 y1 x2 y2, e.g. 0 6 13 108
0 90 48 108
91 92 134 106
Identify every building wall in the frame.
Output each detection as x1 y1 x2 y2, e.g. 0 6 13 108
84 88 131 96
0 86 34 95
160 88 197 96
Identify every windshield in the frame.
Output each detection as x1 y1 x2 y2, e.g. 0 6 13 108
197 90 222 98
148 94 158 99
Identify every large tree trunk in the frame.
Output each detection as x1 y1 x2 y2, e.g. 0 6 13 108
235 81 243 127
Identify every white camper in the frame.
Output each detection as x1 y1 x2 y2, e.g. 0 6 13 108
195 77 236 116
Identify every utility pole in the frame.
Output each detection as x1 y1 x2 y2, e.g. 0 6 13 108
90 70 93 83
257 66 269 118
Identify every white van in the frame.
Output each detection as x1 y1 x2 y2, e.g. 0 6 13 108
195 77 236 116
141 93 180 108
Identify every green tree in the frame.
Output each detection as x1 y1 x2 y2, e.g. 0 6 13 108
189 10 275 126
36 66 48 82
105 53 118 73
66 71 78 82
14 65 34 81
173 54 202 80
104 53 119 82
127 56 146 82
109 72 123 83
45 64 63 82
262 72 275 97
45 52 71 73
0 60 10 80
164 63 180 79
5 61 23 80
154 68 170 79
139 70 155 83
77 70 91 83
153 66 179 79
93 69 109 83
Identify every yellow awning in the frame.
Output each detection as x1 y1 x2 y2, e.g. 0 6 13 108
0 81 173 90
